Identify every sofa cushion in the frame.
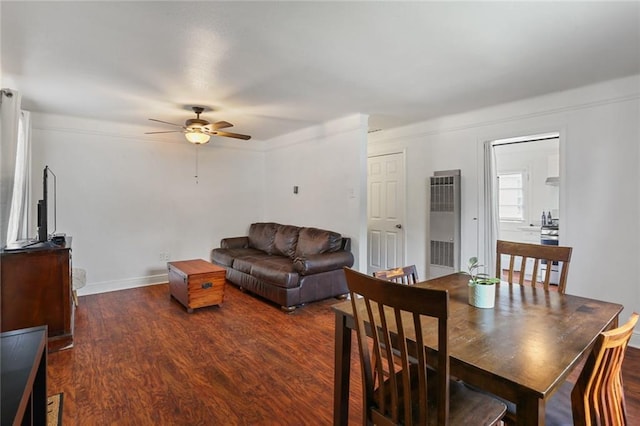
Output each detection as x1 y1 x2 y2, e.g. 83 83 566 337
272 225 300 259
250 258 299 289
232 253 272 274
295 227 342 258
211 247 263 267
248 222 278 254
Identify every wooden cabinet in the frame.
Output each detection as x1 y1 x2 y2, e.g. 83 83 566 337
1 241 74 352
1 326 48 425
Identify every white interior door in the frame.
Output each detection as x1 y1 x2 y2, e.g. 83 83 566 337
367 152 405 274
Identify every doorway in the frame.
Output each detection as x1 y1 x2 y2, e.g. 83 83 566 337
490 133 560 280
493 134 560 242
367 152 406 274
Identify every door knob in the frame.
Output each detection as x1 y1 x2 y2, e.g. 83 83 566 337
395 224 402 229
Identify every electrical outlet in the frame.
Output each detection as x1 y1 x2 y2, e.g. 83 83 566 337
159 251 166 262
164 251 170 261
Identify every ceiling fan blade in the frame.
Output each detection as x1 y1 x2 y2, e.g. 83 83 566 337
210 121 233 130
212 130 252 140
149 118 185 128
144 130 184 134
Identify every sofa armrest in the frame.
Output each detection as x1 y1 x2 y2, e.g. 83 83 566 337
221 236 249 249
293 251 355 276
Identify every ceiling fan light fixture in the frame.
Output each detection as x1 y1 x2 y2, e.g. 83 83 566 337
185 129 210 144
147 106 250 143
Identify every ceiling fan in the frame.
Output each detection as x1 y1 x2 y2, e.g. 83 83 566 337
145 106 251 144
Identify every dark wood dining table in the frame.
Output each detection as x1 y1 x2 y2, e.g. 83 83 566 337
332 272 623 426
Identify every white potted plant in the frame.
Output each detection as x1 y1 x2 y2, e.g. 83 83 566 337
467 257 500 309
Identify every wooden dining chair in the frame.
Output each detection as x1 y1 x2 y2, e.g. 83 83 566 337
495 313 640 426
496 240 573 293
344 268 507 425
548 312 639 426
372 265 420 378
373 265 419 285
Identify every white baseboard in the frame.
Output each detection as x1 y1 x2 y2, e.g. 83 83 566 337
77 273 168 296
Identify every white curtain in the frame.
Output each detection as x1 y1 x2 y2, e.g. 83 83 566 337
483 140 499 277
1 89 22 246
7 110 32 243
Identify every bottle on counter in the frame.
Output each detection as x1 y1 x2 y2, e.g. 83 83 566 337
547 211 552 225
541 212 547 226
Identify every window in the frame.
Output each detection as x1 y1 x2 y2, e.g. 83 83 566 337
498 171 525 221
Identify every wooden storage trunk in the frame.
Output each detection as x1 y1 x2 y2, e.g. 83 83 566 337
168 259 226 313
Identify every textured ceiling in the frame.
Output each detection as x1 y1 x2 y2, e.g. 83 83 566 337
2 1 639 141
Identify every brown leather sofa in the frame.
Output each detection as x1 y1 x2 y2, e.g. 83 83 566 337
211 222 354 312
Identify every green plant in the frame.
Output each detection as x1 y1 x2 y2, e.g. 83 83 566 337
467 257 500 285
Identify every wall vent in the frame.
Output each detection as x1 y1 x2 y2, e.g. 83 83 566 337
430 240 455 268
428 170 461 278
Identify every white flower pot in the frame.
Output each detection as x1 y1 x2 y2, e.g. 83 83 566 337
468 281 496 309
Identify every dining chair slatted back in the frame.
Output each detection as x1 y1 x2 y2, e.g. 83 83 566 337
372 265 420 383
496 240 573 293
344 268 506 426
570 312 638 426
373 265 419 285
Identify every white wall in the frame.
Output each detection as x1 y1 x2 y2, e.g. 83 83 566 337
263 114 369 271
29 112 369 295
30 113 265 294
27 76 639 345
369 75 640 346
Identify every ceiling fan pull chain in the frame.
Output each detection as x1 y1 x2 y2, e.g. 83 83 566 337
195 145 199 184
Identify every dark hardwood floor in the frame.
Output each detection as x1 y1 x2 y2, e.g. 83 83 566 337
48 283 639 425
49 284 365 425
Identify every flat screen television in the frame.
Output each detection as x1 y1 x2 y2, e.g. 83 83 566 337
36 165 56 242
2 166 58 250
